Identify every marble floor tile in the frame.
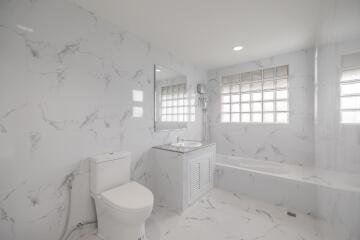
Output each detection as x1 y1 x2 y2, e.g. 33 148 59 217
76 188 324 240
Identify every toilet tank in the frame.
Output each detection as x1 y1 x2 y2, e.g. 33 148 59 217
90 151 131 195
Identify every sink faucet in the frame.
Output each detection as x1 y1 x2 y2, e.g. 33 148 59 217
176 136 183 143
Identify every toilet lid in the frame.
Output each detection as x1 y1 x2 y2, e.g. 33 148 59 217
101 181 153 212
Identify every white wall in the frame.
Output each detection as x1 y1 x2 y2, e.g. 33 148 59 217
315 38 360 240
207 49 315 166
315 39 360 174
0 0 205 239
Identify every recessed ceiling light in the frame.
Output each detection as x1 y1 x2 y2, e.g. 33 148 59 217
233 45 243 51
156 69 161 72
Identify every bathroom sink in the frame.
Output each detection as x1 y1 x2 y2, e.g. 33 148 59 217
171 141 202 148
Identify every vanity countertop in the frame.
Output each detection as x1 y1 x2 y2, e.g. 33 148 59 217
153 142 215 153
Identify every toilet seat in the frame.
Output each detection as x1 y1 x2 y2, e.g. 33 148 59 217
101 181 153 213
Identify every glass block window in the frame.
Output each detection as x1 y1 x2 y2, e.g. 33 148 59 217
221 65 289 124
160 83 195 122
340 67 360 124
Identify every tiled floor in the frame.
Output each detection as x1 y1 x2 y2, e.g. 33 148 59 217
75 188 323 240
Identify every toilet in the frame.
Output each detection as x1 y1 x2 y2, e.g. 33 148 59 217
90 152 153 240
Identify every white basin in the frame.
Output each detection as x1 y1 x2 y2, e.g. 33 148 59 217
171 141 202 148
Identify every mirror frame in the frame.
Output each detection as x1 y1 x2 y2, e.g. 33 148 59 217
153 64 188 132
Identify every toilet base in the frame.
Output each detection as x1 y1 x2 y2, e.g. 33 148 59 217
94 197 149 240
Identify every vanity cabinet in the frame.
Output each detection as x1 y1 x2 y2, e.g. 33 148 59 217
151 143 216 213
189 152 213 204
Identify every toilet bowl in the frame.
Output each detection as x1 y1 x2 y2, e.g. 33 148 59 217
90 152 154 240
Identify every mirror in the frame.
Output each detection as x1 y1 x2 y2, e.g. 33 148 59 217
154 65 195 131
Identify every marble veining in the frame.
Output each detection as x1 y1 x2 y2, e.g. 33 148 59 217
76 188 324 240
207 50 315 167
0 0 205 239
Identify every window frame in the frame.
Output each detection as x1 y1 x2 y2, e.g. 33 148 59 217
220 65 290 125
339 65 360 125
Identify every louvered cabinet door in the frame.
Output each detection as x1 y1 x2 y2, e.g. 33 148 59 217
189 154 213 204
190 160 201 203
200 156 211 191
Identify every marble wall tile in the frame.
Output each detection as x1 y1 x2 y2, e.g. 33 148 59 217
315 38 360 240
0 0 205 239
315 38 360 174
207 49 315 167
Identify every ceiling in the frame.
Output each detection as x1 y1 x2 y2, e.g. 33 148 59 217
155 65 184 81
71 0 360 70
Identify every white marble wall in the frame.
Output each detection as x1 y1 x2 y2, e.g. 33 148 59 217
207 50 315 166
315 39 360 174
314 0 360 237
0 0 205 239
315 38 360 240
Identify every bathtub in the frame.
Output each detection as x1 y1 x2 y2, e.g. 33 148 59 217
215 154 360 217
216 155 289 175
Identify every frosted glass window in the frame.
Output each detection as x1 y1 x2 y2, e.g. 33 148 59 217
241 83 250 92
263 81 274 90
241 103 250 112
160 83 195 122
231 103 240 112
222 114 230 122
263 91 274 100
276 90 288 99
252 92 262 101
340 67 360 124
231 85 240 93
341 69 360 82
340 82 360 96
222 95 230 103
263 113 274 123
251 82 262 91
264 102 274 111
231 94 240 102
341 111 360 124
252 102 262 112
221 65 289 123
276 101 288 111
222 104 230 112
241 94 250 102
341 96 360 109
222 85 230 93
252 113 262 122
231 113 240 122
241 113 250 122
276 79 288 88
